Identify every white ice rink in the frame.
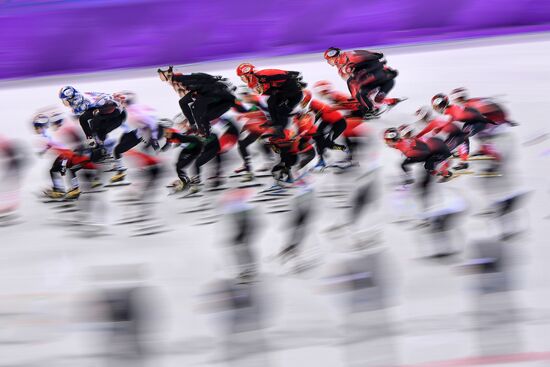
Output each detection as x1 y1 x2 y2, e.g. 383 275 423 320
1 33 550 366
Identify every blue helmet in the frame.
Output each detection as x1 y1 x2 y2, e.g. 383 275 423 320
59 86 77 100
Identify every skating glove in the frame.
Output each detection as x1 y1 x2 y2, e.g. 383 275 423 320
150 139 160 151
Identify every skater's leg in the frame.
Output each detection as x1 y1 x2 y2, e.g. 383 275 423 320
373 79 395 103
313 121 330 162
329 119 346 144
113 131 142 160
176 144 202 181
178 93 196 125
49 158 65 191
193 94 234 135
193 136 220 179
78 110 95 139
238 133 259 172
113 130 142 170
92 110 126 143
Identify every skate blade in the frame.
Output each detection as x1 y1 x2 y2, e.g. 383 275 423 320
41 198 75 203
193 220 218 226
177 192 204 199
250 197 282 203
238 182 263 189
205 186 228 192
453 170 475 175
104 182 131 188
467 156 495 161
475 173 503 178
266 209 291 214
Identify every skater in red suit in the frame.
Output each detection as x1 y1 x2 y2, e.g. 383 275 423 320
323 48 404 116
236 63 305 137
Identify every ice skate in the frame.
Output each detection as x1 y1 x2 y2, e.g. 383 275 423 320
240 172 254 182
188 176 202 194
476 166 503 178
468 152 495 161
65 187 81 200
43 188 66 199
91 177 102 188
453 162 469 171
363 106 383 120
233 165 248 174
168 177 190 195
110 170 127 183
438 171 455 183
188 184 202 195
330 142 347 151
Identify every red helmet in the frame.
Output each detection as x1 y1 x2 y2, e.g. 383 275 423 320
236 63 256 76
431 93 449 112
384 127 400 143
324 47 341 61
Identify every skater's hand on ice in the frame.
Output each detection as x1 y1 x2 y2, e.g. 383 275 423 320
150 139 160 151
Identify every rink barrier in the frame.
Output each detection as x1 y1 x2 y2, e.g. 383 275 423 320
1 0 550 79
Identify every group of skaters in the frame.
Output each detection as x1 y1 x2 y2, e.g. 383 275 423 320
29 45 515 201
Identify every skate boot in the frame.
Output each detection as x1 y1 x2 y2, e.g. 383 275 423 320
453 162 469 171
438 171 454 183
65 187 81 200
188 176 202 194
44 187 65 199
240 172 254 182
234 165 248 174
330 142 347 151
91 177 102 188
363 106 382 119
110 170 126 183
170 176 191 193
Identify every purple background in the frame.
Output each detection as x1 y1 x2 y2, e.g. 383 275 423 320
1 0 550 80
